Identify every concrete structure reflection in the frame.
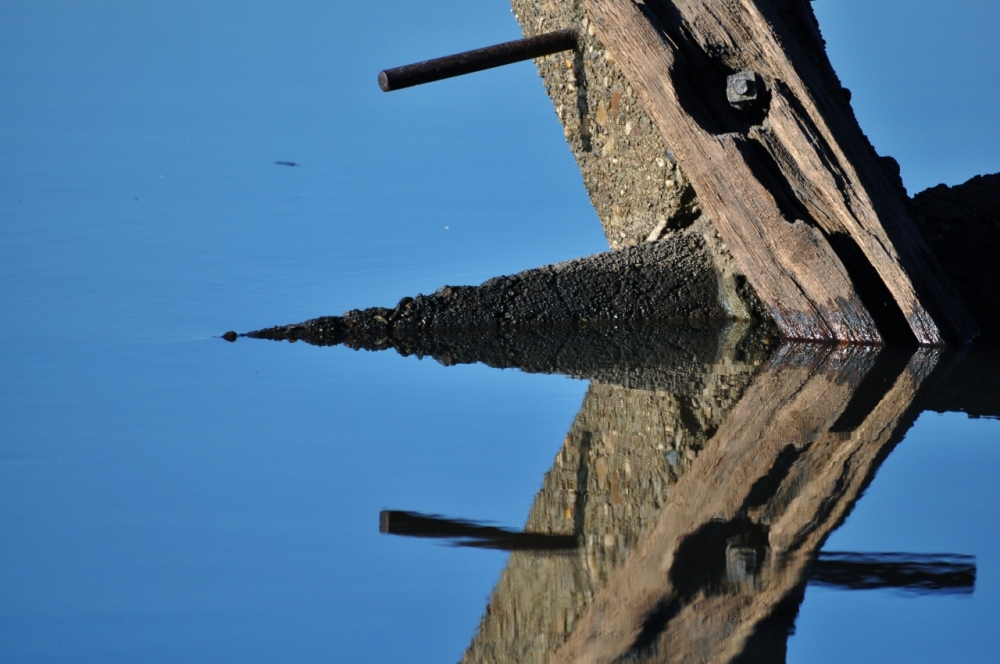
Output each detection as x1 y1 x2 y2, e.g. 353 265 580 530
369 323 998 662
539 343 943 664
393 329 1000 663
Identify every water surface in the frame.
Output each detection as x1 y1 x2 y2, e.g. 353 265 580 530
3 2 1000 662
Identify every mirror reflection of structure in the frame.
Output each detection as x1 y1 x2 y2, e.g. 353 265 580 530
373 323 997 664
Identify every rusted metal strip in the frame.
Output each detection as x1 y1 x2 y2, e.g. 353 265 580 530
379 28 578 92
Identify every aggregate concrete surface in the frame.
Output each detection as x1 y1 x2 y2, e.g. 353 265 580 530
242 225 774 365
235 0 1000 350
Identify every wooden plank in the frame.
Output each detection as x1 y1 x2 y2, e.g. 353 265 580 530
670 0 979 345
586 0 979 344
585 0 877 343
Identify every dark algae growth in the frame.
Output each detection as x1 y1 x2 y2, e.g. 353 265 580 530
244 224 772 353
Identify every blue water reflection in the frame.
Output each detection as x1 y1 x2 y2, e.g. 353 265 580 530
1 337 590 662
3 2 1000 663
790 412 1000 663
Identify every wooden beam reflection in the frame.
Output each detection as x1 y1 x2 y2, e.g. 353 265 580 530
548 344 940 664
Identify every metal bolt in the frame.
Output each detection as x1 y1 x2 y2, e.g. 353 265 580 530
727 70 760 107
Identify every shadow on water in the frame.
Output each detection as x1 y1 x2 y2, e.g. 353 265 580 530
253 319 1000 663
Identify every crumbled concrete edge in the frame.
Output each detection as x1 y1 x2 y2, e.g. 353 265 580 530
242 227 780 373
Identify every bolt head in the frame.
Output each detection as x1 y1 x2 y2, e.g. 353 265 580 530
727 71 760 107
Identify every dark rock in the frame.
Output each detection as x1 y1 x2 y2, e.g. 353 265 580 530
909 173 1000 342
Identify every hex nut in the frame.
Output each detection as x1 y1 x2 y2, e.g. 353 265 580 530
727 71 760 107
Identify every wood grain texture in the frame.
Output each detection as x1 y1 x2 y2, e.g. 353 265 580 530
586 0 979 344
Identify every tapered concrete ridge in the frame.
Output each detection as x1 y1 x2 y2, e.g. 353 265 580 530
243 0 1000 347
246 220 775 354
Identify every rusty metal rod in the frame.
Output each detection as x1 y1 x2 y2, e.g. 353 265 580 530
378 28 578 92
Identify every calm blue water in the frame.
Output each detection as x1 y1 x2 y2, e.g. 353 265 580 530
3 2 999 662
789 412 1000 663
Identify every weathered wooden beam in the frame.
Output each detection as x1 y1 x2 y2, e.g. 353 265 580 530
586 0 979 345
